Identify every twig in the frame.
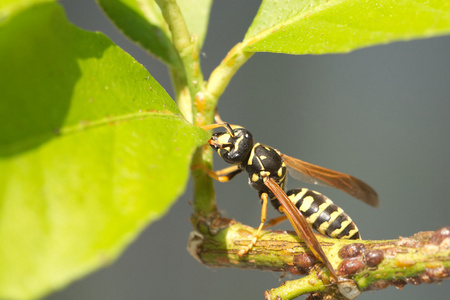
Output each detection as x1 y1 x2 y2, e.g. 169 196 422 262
156 0 219 218
206 43 253 101
187 216 450 299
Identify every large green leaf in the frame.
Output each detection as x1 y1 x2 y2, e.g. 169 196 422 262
0 1 208 299
97 0 212 65
244 0 450 54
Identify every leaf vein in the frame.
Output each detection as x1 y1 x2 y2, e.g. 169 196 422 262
59 110 183 136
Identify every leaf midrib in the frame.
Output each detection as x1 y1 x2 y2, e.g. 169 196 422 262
59 109 180 135
0 110 182 155
244 0 450 50
244 0 346 46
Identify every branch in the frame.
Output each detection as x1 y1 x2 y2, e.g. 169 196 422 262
156 0 219 219
155 0 210 123
206 42 253 102
187 216 450 299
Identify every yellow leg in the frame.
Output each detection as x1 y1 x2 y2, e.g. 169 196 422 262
191 164 241 182
238 193 269 257
215 165 241 177
263 215 288 229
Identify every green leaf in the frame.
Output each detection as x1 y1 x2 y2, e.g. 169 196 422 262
96 0 178 65
97 0 212 65
244 0 450 54
0 0 49 13
0 2 208 299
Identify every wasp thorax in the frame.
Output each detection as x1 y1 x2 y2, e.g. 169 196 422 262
209 128 254 165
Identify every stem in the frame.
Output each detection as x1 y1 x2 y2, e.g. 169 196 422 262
206 42 254 105
265 272 326 300
155 0 209 121
188 219 450 300
187 43 254 217
169 66 192 121
156 0 217 218
155 0 190 52
156 1 255 219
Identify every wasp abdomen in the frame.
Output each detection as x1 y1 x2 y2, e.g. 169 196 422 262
286 188 360 240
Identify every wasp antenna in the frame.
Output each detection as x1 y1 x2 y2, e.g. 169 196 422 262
201 122 235 137
223 123 234 136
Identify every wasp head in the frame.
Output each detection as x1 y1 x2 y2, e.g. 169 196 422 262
209 126 254 165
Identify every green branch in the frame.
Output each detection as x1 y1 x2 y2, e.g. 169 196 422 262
188 217 450 300
156 0 219 219
155 0 209 122
155 1 258 222
206 42 254 103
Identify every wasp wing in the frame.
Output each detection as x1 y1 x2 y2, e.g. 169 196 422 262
281 154 379 207
264 177 338 282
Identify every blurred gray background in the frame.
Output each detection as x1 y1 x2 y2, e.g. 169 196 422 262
51 1 450 299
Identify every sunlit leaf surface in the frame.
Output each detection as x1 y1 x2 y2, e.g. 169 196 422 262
0 1 208 299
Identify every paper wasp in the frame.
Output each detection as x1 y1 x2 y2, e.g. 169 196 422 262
200 119 379 286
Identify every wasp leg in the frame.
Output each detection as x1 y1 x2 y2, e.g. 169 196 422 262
191 164 243 182
263 215 288 229
237 193 269 257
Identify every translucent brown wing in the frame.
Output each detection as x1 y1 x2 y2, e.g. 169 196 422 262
281 154 379 207
264 177 339 282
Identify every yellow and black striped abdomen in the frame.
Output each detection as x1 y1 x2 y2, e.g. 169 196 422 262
286 188 360 240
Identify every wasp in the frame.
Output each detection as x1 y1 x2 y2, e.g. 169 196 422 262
200 119 379 284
